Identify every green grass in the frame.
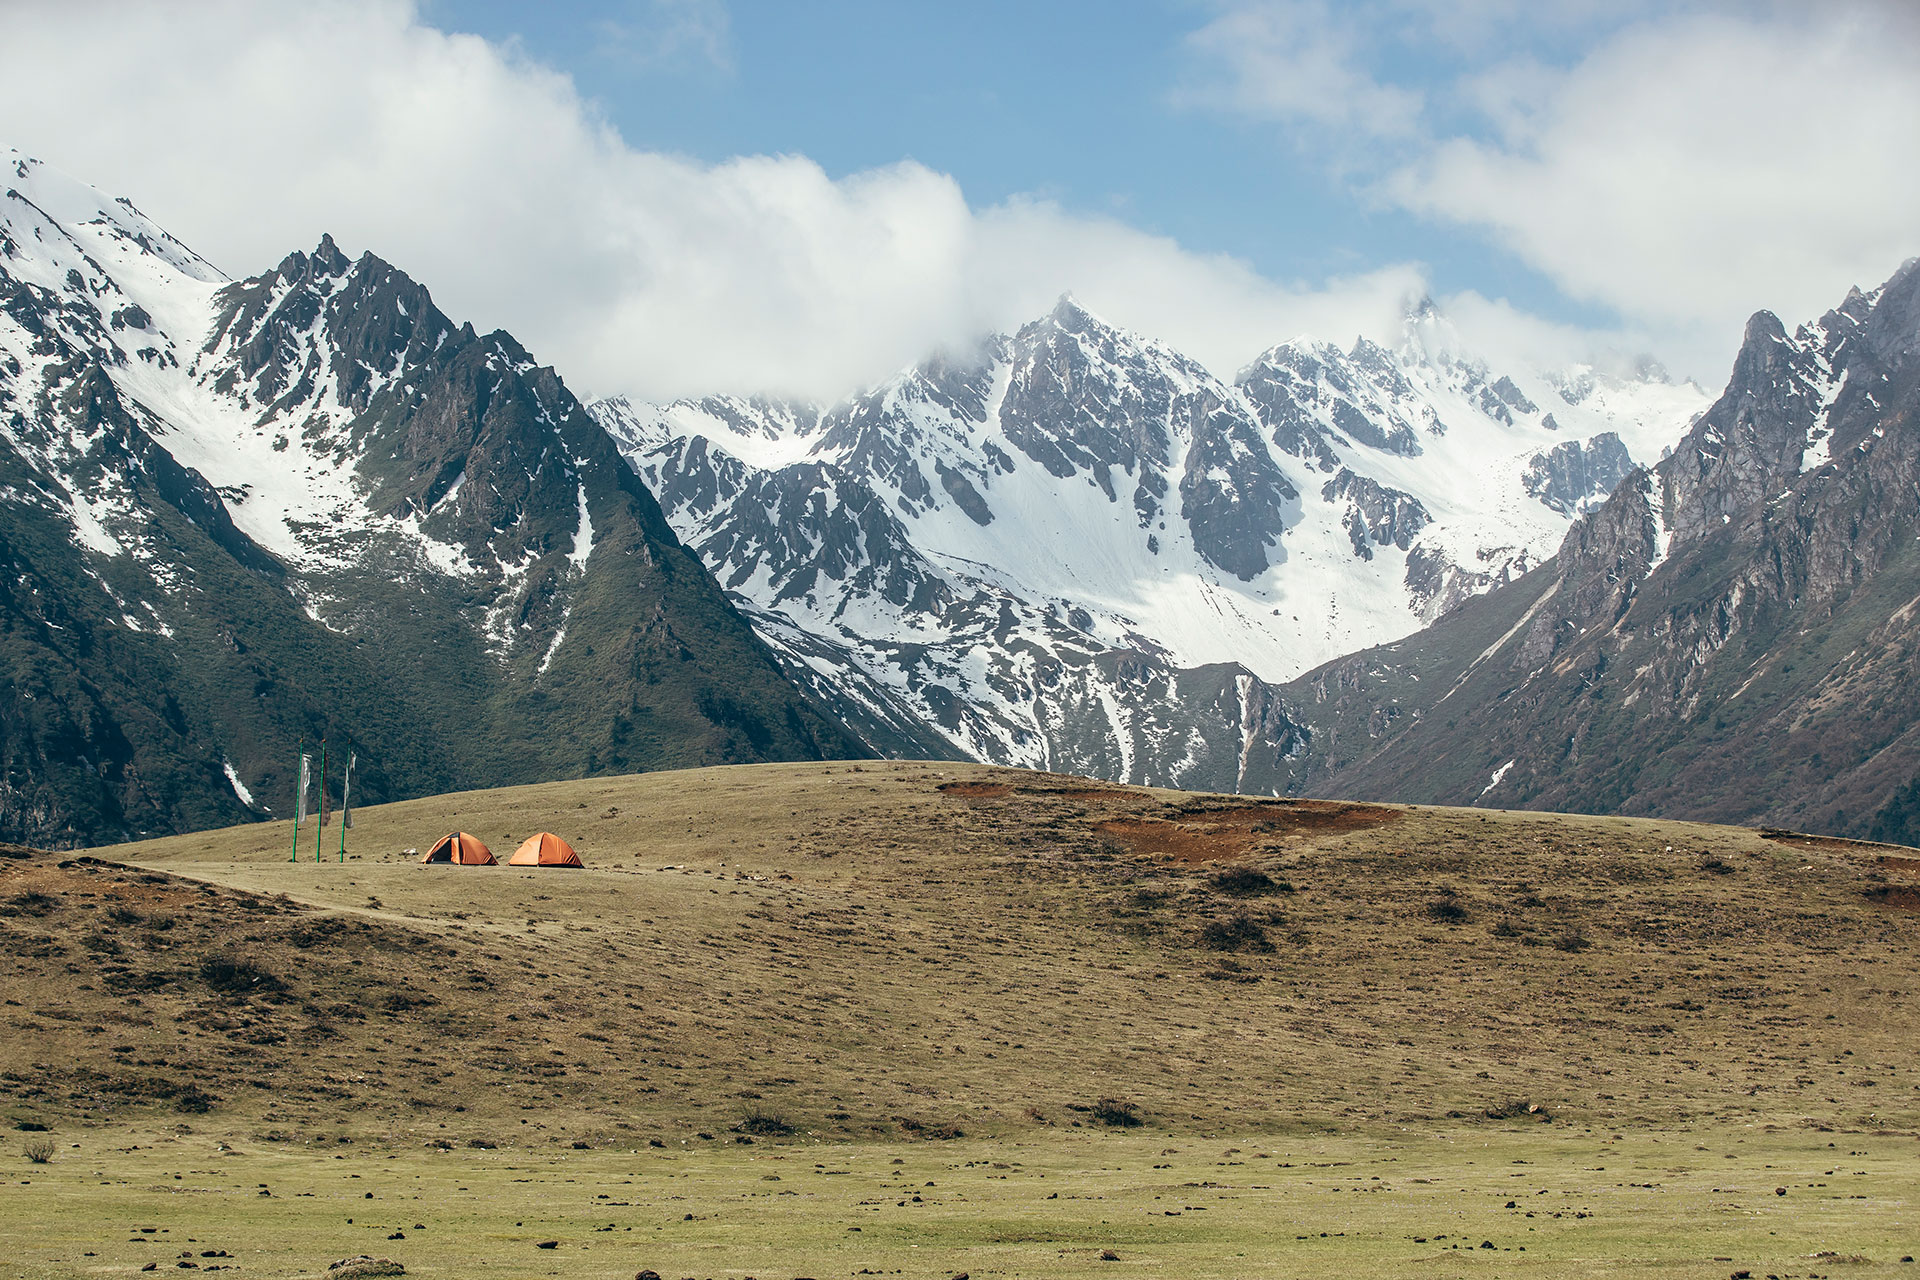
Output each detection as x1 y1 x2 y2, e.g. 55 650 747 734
8 1125 1918 1279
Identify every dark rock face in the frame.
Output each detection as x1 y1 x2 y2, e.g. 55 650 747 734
1179 394 1297 579
1271 259 1920 838
997 299 1179 497
1321 469 1430 560
653 436 949 614
1478 374 1538 423
1523 432 1636 515
1659 310 1838 544
1238 341 1425 462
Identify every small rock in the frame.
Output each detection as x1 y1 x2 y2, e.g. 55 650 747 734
1100 1250 1119 1261
1481 1241 1497 1249
635 1271 662 1280
536 1240 559 1250
326 1258 405 1279
1776 1187 1788 1196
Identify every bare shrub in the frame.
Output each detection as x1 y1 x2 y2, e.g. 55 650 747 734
1210 866 1279 896
23 1138 54 1163
737 1108 793 1137
200 955 286 997
1198 914 1274 952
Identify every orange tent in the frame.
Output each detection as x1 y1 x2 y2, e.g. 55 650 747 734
508 832 583 867
421 832 495 865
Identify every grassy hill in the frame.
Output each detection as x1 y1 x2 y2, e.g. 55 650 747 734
4 761 1919 1278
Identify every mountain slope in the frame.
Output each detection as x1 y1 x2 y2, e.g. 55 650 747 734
1274 260 1920 837
0 151 861 846
597 298 1704 792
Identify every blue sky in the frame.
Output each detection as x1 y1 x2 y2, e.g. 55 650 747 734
425 0 1610 329
6 1 1918 401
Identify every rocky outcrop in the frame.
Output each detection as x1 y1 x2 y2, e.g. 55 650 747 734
1523 431 1635 515
1179 393 1297 579
1322 468 1430 559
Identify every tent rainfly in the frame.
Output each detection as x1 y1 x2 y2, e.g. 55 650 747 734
421 832 496 865
508 832 583 867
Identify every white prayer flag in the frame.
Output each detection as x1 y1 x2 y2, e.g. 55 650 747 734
295 753 311 826
340 752 356 830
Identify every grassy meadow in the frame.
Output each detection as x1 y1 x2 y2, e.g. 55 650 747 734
2 760 1917 1277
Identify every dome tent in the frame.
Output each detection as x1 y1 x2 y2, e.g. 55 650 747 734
421 832 495 864
508 832 583 867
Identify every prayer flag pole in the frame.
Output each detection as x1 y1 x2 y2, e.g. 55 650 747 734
314 740 328 863
290 745 309 863
337 750 355 863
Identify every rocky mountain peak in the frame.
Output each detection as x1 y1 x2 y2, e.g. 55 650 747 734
0 156 864 845
312 232 351 277
1282 256 1920 842
1860 256 1920 365
1039 291 1102 334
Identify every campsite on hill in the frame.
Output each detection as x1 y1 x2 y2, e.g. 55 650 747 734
3 761 1917 1278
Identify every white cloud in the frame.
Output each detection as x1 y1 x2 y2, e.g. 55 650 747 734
0 0 1416 404
1185 1 1920 379
593 0 734 73
1177 1 1423 138
1385 8 1920 356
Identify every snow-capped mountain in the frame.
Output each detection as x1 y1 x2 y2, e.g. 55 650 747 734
595 297 1707 792
0 151 858 845
1274 259 1920 840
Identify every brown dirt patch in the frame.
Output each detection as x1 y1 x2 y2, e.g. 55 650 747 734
939 781 1013 799
1877 856 1920 878
1865 884 1920 911
1094 801 1399 864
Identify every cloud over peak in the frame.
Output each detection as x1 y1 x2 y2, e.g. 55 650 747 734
0 0 1416 404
